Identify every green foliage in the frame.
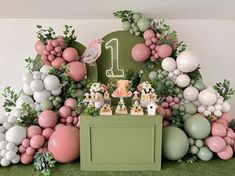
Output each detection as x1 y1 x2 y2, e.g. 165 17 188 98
124 70 144 91
1 86 18 112
63 25 77 47
36 25 56 42
107 77 119 94
34 152 56 176
188 66 202 82
25 56 44 72
213 79 235 100
17 103 38 127
169 104 185 128
172 41 187 57
180 154 198 164
113 10 133 22
82 105 99 117
49 64 70 83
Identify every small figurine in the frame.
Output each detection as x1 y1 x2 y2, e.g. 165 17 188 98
83 93 90 105
147 101 158 116
115 99 128 115
94 92 104 109
131 101 144 115
104 91 111 104
132 91 140 105
100 104 112 115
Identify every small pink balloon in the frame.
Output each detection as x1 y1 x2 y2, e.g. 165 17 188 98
227 128 235 139
154 53 159 59
30 135 45 149
47 40 53 44
220 112 233 123
145 39 152 46
26 147 36 155
157 106 166 117
66 116 74 123
56 36 65 47
151 37 158 44
51 57 66 69
166 96 173 103
131 43 151 62
163 120 170 127
206 136 226 153
151 50 156 55
156 33 161 39
173 97 180 103
42 128 54 140
63 47 79 62
150 44 156 50
211 123 227 137
48 55 55 62
22 138 30 148
64 98 77 110
158 44 173 58
38 146 48 153
52 40 60 47
217 145 233 160
68 61 87 81
143 29 155 40
21 153 34 164
54 123 65 130
60 118 66 123
39 110 58 128
55 46 62 53
27 125 42 138
73 117 78 124
164 109 171 118
43 49 50 56
41 55 48 62
59 106 72 118
19 145 26 153
224 136 234 146
51 50 57 55
35 40 45 55
57 53 62 57
169 102 175 107
46 44 54 51
161 102 169 108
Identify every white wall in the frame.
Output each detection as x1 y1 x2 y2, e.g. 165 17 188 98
0 19 234 116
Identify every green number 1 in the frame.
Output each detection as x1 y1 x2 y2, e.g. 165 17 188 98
105 38 124 78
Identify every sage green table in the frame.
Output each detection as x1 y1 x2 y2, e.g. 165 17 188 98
80 115 162 171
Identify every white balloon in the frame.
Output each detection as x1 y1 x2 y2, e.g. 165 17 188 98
44 75 60 91
3 122 12 130
0 127 5 133
40 65 52 75
1 157 10 167
161 57 176 72
207 106 215 112
6 151 16 161
51 88 62 96
30 79 44 92
14 146 18 153
22 72 33 84
198 90 217 106
204 110 212 117
8 116 17 124
216 97 224 104
168 72 174 79
0 141 7 150
193 100 201 106
41 73 47 80
222 101 231 112
173 69 181 76
183 87 199 101
0 150 7 157
5 126 26 145
10 108 22 118
0 115 8 124
176 50 200 73
33 89 51 103
6 142 16 151
0 133 5 141
32 71 42 80
23 84 34 96
16 95 34 107
11 154 20 164
175 74 190 88
215 104 222 111
214 110 222 117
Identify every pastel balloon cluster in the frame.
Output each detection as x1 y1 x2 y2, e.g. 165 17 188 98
197 89 231 118
205 112 235 160
59 98 80 128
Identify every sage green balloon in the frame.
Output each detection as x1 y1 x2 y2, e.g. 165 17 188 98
184 102 197 115
198 146 213 161
149 71 158 80
194 79 206 91
132 13 142 22
40 99 53 111
184 114 211 139
190 145 199 154
137 17 151 32
122 21 131 31
163 126 189 160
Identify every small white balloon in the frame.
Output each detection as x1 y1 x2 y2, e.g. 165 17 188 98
40 65 52 75
16 95 34 107
6 142 16 151
0 141 7 150
222 102 231 112
0 127 5 133
0 133 5 141
1 157 10 166
33 89 51 103
183 87 199 101
204 110 212 117
198 106 206 113
3 122 12 130
215 104 222 111
32 71 42 80
198 89 217 106
176 50 199 73
214 110 222 117
173 69 181 76
22 72 33 84
23 84 34 96
8 116 17 124
11 154 20 164
193 100 201 107
44 75 60 91
51 88 62 96
30 79 44 92
216 97 224 104
10 108 22 118
6 151 16 161
41 73 47 80
5 126 26 145
161 57 177 72
14 146 18 153
207 106 215 112
162 71 168 76
175 74 190 88
0 114 8 124
0 150 7 157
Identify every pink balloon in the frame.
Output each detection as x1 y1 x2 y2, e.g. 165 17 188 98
22 138 30 148
227 128 235 139
164 109 171 118
38 147 48 153
220 112 233 123
54 123 65 130
143 29 155 40
26 147 36 155
27 125 42 138
63 47 79 62
206 136 226 153
59 106 72 118
224 136 234 146
158 44 173 58
48 126 80 163
66 116 74 123
20 153 34 164
145 39 152 46
157 106 166 117
163 120 170 127
51 57 66 69
215 119 228 129
30 135 45 149
42 128 54 140
131 43 151 62
64 98 77 110
52 40 60 47
217 145 233 160
211 123 227 137
35 40 45 55
39 110 58 128
19 145 26 153
68 61 87 81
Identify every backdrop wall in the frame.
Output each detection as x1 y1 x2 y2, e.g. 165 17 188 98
0 19 234 115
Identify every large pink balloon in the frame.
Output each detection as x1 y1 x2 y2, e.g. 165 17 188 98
27 125 42 138
48 126 80 163
205 136 226 153
220 112 233 123
211 123 227 137
34 40 45 55
63 47 79 62
157 44 172 58
39 110 58 128
131 43 151 62
217 145 233 160
68 61 87 81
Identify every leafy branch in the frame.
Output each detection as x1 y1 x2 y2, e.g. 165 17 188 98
172 41 187 57
63 25 77 47
36 25 56 42
25 55 44 72
180 154 198 164
213 79 235 100
169 105 185 128
49 64 69 84
113 10 133 22
34 152 56 176
82 105 99 117
124 70 144 92
1 86 18 112
17 103 38 127
188 66 201 82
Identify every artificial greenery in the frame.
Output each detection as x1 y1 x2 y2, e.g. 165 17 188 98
172 41 187 58
188 66 202 82
34 152 56 176
25 55 44 72
36 25 56 42
1 86 18 112
169 104 185 128
213 79 235 100
180 154 198 164
49 64 69 83
17 103 38 127
63 25 77 47
124 70 144 92
113 10 133 22
82 105 99 117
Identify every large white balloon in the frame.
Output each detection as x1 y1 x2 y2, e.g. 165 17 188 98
33 89 51 103
30 80 44 92
176 51 199 73
32 71 42 80
198 89 217 106
22 72 33 85
23 84 34 96
161 57 176 72
16 95 34 107
44 75 60 91
222 101 231 112
183 87 199 101
5 126 26 145
175 74 190 88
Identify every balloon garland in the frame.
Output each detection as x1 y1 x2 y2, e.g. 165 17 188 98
0 10 234 175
